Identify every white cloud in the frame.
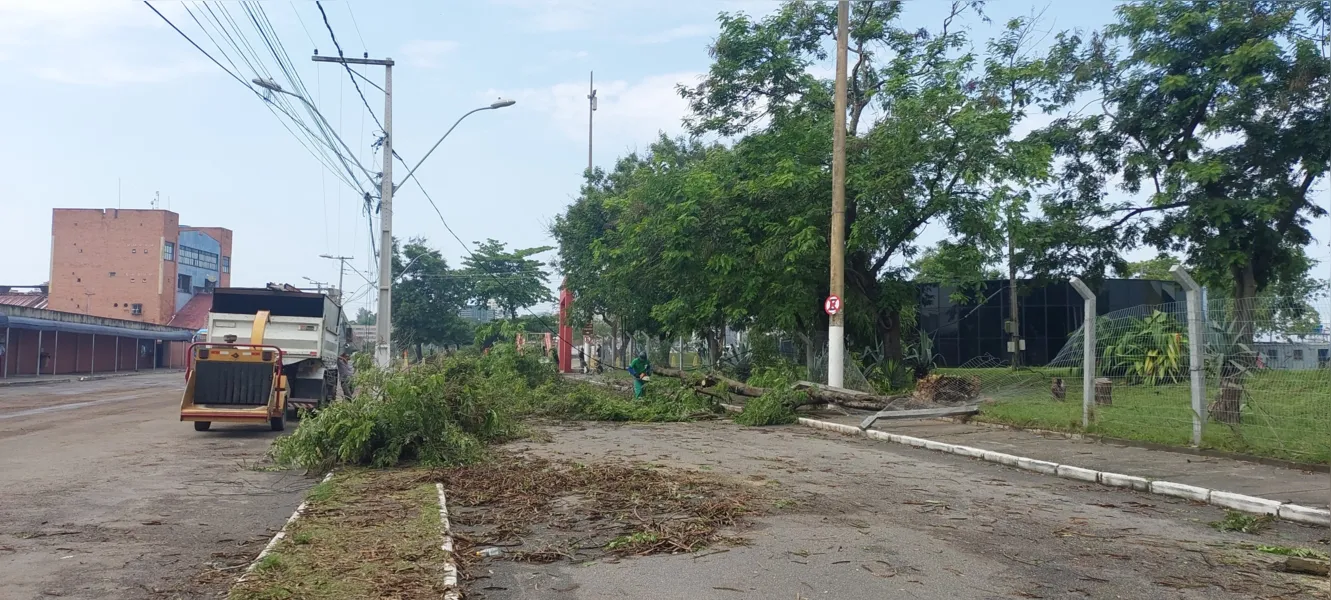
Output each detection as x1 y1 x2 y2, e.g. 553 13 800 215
492 72 702 146
490 0 599 32
635 23 711 45
400 40 460 68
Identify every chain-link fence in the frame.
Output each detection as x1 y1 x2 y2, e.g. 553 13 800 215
953 281 1331 464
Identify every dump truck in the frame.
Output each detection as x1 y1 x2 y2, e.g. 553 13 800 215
180 286 347 431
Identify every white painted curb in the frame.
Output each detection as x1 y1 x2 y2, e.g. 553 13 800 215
436 483 461 600
724 404 1330 528
237 471 334 583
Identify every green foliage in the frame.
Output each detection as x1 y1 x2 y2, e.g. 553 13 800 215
747 365 801 390
536 380 719 423
733 386 803 426
903 328 943 381
1209 510 1274 534
392 238 474 358
352 307 375 326
272 346 551 470
463 239 554 320
1099 310 1187 385
1256 545 1329 560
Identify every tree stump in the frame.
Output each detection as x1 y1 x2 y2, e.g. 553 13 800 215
1209 381 1243 424
1050 378 1066 401
1094 378 1113 406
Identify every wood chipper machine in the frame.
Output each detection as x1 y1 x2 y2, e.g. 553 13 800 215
180 310 288 432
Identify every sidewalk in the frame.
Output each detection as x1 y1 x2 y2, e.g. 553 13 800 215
0 368 182 388
807 409 1329 508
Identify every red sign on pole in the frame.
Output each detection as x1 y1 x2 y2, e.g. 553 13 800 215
824 295 842 316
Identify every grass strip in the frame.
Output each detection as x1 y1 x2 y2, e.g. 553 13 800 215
229 469 449 600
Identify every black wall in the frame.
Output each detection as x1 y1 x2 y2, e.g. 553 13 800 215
917 279 1184 367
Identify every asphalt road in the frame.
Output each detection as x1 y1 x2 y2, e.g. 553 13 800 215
476 421 1328 600
0 374 312 600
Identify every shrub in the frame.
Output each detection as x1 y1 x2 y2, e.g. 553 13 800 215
733 385 803 426
272 345 546 470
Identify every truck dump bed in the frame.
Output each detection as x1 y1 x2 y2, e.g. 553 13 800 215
207 288 341 364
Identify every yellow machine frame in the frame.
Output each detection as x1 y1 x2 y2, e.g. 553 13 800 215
180 310 289 431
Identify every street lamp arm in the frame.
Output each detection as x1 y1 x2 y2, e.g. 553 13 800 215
394 100 515 193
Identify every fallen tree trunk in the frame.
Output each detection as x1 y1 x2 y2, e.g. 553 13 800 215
652 367 908 411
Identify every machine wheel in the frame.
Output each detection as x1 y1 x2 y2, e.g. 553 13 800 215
194 421 212 432
270 413 286 432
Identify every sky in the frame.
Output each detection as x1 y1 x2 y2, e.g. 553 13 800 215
0 0 1324 316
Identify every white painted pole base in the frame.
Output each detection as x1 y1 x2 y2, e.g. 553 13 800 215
828 324 845 389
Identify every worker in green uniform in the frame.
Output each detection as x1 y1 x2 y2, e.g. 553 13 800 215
627 351 652 398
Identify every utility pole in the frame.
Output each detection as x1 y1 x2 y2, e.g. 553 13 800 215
587 71 596 173
1007 207 1021 367
314 54 395 367
827 0 850 389
320 254 355 353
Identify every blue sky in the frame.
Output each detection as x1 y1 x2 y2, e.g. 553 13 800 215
6 0 1317 316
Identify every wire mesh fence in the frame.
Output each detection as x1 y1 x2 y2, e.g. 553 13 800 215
955 292 1331 464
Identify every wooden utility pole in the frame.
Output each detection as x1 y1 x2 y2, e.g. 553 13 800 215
827 0 850 388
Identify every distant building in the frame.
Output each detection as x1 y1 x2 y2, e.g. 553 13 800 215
459 300 498 323
47 209 232 325
0 285 48 309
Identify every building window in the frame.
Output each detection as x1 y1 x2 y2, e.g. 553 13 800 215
1293 349 1305 361
204 279 215 292
132 248 137 254
1265 348 1278 362
131 304 143 316
178 274 192 293
222 256 230 274
179 245 220 270
164 241 175 261
108 271 116 277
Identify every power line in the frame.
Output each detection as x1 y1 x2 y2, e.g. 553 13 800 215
314 1 385 135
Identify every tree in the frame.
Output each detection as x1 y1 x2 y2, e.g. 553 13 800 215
1119 255 1179 280
353 307 376 325
1040 0 1331 345
392 238 471 360
463 239 554 320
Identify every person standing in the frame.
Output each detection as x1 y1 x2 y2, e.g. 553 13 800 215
627 351 651 398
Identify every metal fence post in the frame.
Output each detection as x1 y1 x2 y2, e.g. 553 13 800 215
1069 277 1096 429
1170 265 1205 447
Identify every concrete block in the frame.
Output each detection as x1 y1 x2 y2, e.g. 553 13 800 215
1056 464 1100 483
1099 471 1150 492
1278 503 1331 527
799 418 858 436
863 429 891 442
1016 457 1059 475
982 451 1020 467
1209 491 1281 516
897 436 929 448
1149 480 1210 502
923 440 954 453
949 445 985 459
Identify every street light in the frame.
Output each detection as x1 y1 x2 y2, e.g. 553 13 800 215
394 98 517 193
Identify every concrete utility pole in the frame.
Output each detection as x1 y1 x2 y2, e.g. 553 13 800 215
827 0 850 389
314 54 395 367
587 71 596 173
320 254 354 352
1007 209 1021 367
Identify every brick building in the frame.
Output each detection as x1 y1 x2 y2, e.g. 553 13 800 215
47 209 232 326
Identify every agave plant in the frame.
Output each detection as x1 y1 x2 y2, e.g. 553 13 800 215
904 328 943 380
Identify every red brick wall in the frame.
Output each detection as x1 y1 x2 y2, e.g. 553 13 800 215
50 209 180 325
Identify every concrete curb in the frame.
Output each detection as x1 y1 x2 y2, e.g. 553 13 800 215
436 483 461 600
721 404 1330 528
0 378 73 388
237 471 335 584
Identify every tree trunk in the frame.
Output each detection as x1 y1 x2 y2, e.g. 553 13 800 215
653 367 909 411
1231 262 1258 349
707 328 722 369
414 342 423 362
882 309 903 363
